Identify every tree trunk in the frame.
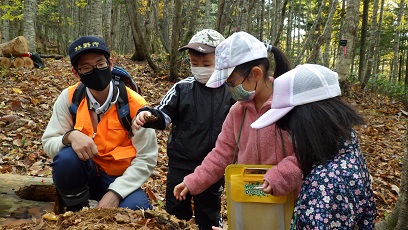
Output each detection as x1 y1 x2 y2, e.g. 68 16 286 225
357 0 369 83
295 0 327 65
125 0 147 61
273 0 289 47
362 0 380 89
180 0 201 47
22 0 37 52
286 0 293 55
125 0 159 72
371 0 385 91
205 0 211 28
391 0 404 83
307 0 338 64
1 0 10 42
334 0 361 83
152 0 170 53
215 0 226 32
169 0 182 82
0 36 29 57
90 0 103 38
103 0 113 48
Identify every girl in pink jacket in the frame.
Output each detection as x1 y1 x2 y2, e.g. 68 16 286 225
174 32 303 200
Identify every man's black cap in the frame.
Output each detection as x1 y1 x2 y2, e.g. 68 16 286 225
68 36 110 65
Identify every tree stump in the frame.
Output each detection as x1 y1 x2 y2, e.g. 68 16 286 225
0 36 29 57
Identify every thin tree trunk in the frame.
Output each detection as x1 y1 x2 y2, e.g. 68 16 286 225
169 0 182 82
358 0 370 83
371 0 385 91
23 0 38 52
307 0 338 64
405 51 408 86
362 0 380 89
205 0 210 28
273 0 289 47
286 0 293 56
215 0 226 32
154 0 170 53
181 0 200 47
391 0 404 83
295 0 327 65
103 0 113 48
1 0 10 42
259 0 265 40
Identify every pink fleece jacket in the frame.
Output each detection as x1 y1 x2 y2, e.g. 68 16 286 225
183 97 303 196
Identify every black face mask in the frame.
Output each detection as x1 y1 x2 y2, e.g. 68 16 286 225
79 67 112 91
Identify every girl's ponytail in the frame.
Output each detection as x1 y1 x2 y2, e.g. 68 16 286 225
268 46 291 78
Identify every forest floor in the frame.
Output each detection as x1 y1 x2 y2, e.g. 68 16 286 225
0 55 406 229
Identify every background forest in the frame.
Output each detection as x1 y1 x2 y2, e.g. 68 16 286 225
1 0 408 96
0 0 408 229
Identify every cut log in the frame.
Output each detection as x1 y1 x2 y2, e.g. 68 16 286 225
12 57 25 68
0 57 12 69
39 54 63 59
22 56 34 68
0 36 29 57
0 174 54 225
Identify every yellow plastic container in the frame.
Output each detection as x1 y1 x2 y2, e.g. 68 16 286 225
225 164 295 230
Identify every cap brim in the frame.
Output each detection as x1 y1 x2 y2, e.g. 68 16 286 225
251 106 295 129
71 48 110 64
178 43 215 53
205 67 235 88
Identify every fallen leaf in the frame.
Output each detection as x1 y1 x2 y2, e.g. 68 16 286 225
12 88 22 94
0 114 19 123
10 100 23 110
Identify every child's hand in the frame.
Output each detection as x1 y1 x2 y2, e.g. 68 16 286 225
174 182 189 200
132 111 152 130
259 180 272 194
212 227 223 230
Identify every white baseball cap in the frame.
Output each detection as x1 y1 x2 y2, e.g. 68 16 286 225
179 29 225 53
251 64 342 129
205 31 267 88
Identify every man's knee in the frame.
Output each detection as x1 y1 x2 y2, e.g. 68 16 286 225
120 189 152 210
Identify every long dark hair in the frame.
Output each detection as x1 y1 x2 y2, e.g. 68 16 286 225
275 97 365 176
234 46 291 80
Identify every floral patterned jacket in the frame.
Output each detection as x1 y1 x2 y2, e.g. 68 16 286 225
291 130 377 229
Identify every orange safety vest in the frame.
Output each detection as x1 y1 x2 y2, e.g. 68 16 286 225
67 82 147 176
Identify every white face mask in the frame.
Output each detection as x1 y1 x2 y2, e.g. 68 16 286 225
191 66 215 84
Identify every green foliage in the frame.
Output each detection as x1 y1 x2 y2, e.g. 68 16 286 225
370 78 408 103
75 0 88 8
37 0 59 23
0 0 23 21
0 68 7 78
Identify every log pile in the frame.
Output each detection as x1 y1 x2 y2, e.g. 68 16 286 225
0 36 34 69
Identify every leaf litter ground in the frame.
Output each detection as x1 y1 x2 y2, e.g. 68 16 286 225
0 56 406 229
